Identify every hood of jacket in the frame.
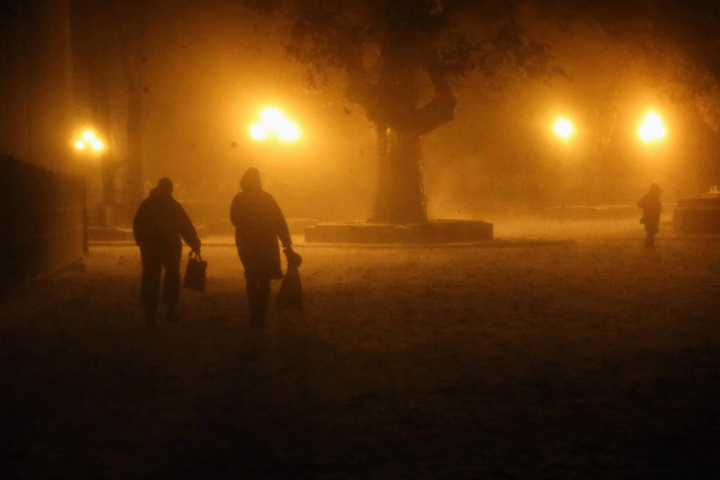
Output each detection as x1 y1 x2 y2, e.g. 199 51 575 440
240 168 262 193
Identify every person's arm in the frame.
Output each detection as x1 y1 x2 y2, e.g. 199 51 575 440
271 197 302 266
132 201 149 247
274 201 292 249
176 203 201 254
230 194 240 227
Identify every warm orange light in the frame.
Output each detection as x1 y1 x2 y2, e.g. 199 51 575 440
250 108 300 142
250 123 268 140
554 118 573 139
276 120 300 141
639 112 666 142
260 108 284 126
74 129 105 152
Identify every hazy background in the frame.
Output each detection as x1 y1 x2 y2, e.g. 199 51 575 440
69 1 720 225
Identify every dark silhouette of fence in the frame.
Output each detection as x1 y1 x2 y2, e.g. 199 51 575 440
0 155 87 296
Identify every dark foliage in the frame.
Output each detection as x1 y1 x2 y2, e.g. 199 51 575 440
537 0 720 93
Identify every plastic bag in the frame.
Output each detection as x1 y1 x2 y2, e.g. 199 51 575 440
183 251 207 293
276 263 303 311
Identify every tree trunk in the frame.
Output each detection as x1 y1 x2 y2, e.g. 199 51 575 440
363 40 455 224
370 126 427 223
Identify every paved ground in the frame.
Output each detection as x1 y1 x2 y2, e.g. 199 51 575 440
2 219 720 479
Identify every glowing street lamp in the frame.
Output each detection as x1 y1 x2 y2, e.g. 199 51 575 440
551 118 574 219
250 123 268 141
74 129 105 153
638 112 666 142
554 118 573 139
249 107 300 142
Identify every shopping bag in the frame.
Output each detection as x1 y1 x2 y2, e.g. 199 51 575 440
276 263 303 311
183 251 207 293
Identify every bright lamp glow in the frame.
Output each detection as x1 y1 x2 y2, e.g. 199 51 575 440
74 129 105 152
639 112 666 141
250 123 268 140
250 108 300 142
276 120 300 141
260 108 284 126
554 118 573 139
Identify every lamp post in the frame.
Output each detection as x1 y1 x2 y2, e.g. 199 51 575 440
553 118 573 219
74 128 114 226
246 108 301 188
638 111 667 187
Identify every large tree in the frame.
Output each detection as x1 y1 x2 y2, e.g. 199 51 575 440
244 0 554 223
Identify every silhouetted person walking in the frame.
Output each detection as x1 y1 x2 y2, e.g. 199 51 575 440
133 177 201 325
230 168 298 327
638 183 662 248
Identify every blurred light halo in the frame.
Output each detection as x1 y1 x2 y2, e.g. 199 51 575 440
250 107 300 142
639 112 666 142
260 108 284 126
554 118 573 139
74 128 105 153
276 120 299 141
250 123 268 140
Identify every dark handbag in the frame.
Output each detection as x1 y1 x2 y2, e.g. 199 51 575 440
183 251 207 293
276 256 303 311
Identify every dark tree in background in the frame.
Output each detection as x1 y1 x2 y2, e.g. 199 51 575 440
541 0 720 127
115 2 151 216
67 0 720 225
245 0 720 219
245 0 554 224
70 0 160 222
539 0 720 190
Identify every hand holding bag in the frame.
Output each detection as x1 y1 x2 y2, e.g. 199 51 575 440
276 249 303 311
183 251 207 293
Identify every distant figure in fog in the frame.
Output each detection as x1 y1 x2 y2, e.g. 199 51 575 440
230 168 299 327
133 177 201 325
638 183 662 248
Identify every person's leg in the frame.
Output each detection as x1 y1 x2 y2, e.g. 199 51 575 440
258 278 270 318
645 231 656 248
245 274 260 325
245 273 270 327
162 250 182 321
140 248 162 324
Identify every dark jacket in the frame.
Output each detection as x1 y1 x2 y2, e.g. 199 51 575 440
638 191 661 234
133 187 200 254
230 169 291 279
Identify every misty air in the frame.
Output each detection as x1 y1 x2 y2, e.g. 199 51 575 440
2 1 720 478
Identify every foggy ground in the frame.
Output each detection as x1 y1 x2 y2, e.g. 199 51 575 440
2 218 720 479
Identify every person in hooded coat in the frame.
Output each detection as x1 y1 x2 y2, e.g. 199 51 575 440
638 183 662 248
133 177 201 324
230 168 298 326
